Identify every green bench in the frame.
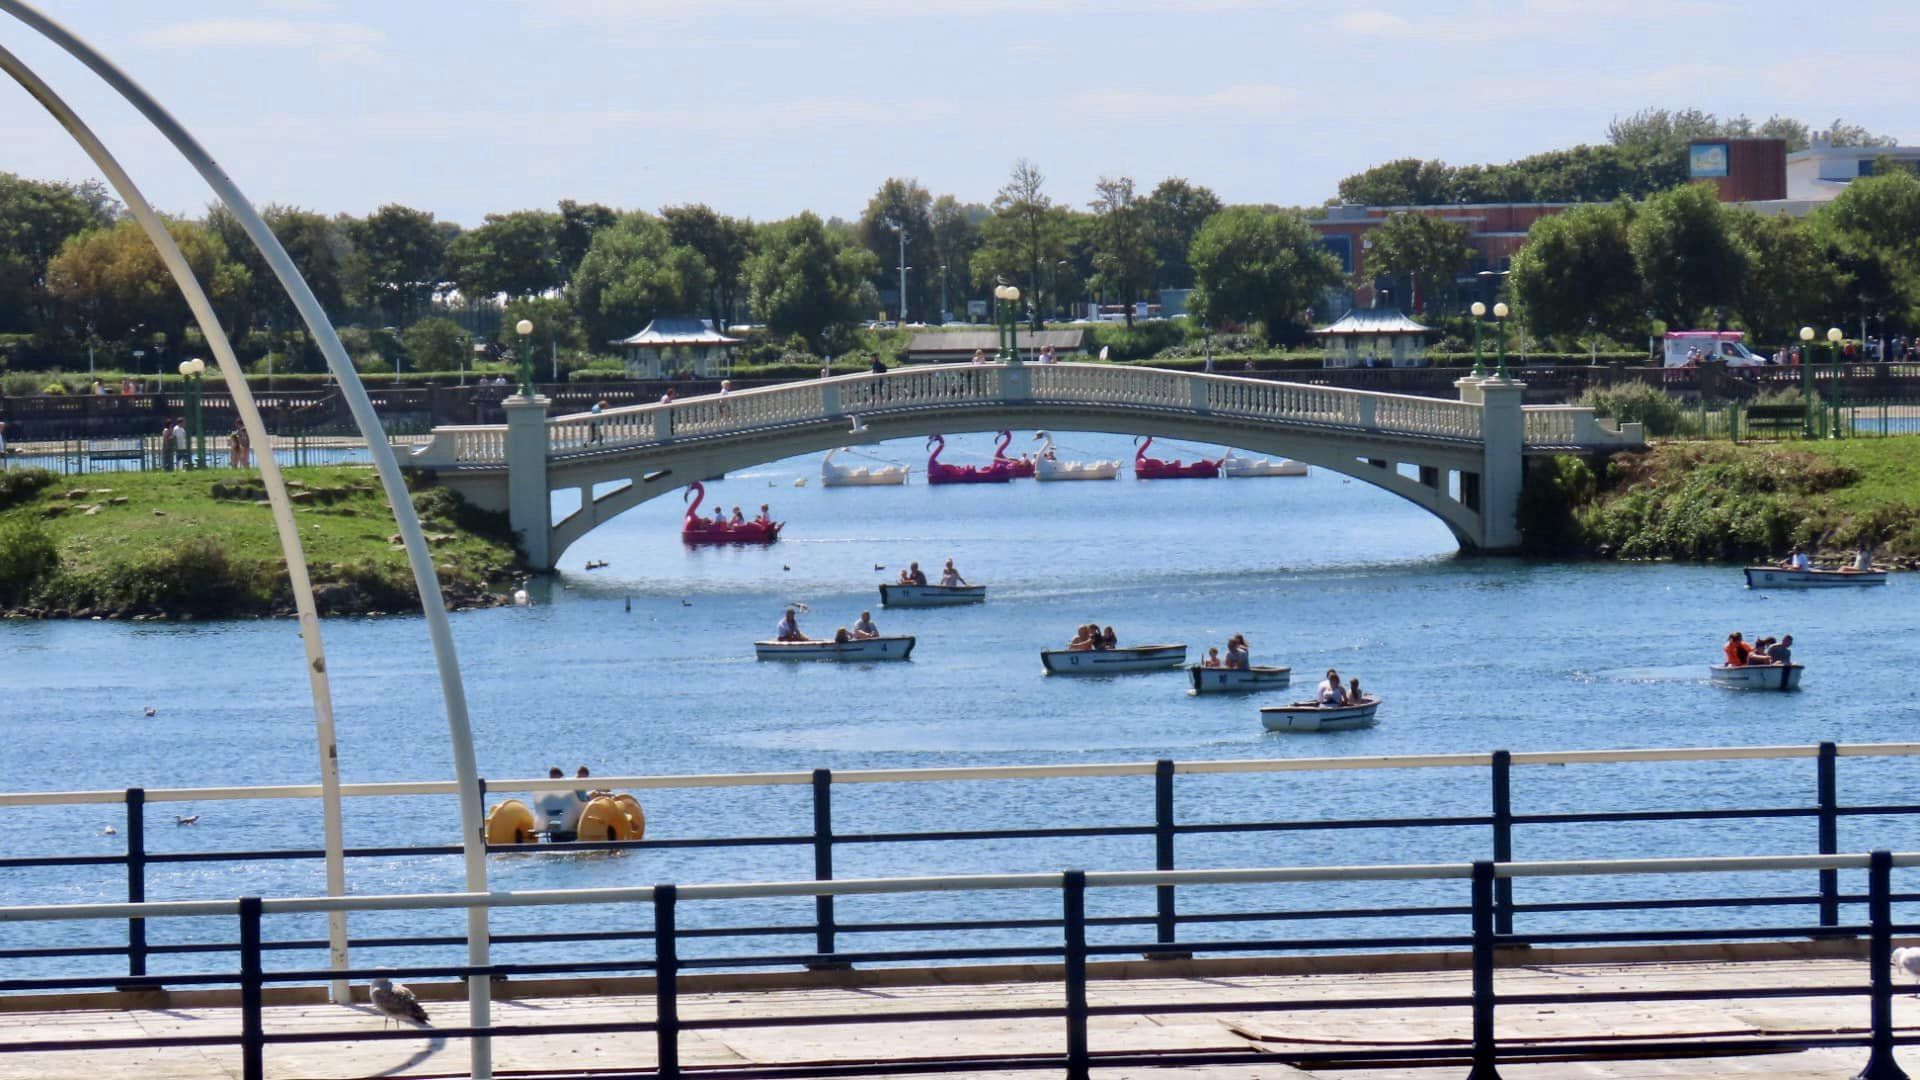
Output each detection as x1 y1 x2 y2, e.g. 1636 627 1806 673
1742 402 1805 438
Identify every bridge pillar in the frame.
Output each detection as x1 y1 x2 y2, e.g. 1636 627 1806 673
1475 378 1527 552
504 394 552 570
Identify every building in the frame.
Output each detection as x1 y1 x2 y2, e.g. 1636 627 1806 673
1310 203 1569 310
611 318 740 379
1317 308 1433 368
1786 137 1920 203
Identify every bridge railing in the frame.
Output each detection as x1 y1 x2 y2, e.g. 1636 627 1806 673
1523 405 1644 448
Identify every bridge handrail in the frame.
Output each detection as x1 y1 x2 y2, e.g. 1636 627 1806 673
4 740 1915 807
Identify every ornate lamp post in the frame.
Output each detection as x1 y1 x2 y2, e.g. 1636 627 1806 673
514 318 535 397
1469 301 1487 377
993 283 1023 363
1797 326 1817 437
177 356 206 468
1492 302 1511 380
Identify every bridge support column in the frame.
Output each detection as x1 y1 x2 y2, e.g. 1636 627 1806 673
504 394 552 570
1475 378 1527 552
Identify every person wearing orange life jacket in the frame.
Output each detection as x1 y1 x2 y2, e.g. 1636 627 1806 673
1723 631 1752 667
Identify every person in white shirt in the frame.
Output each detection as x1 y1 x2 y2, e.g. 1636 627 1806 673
939 559 966 587
534 767 586 837
1316 669 1348 706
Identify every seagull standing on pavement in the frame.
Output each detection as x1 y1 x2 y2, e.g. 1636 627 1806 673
1894 947 1920 996
370 976 431 1029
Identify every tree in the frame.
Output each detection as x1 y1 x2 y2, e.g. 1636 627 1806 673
929 196 983 322
555 199 619 280
443 210 561 300
46 217 249 354
745 212 878 353
1142 178 1222 289
401 316 470 372
1336 159 1455 206
571 213 713 347
1366 213 1471 313
1810 170 1920 328
662 203 754 330
972 159 1070 327
344 204 448 326
498 295 586 367
855 179 936 321
205 203 353 339
0 173 116 332
1817 118 1898 149
1187 207 1341 344
1630 182 1748 327
1086 177 1157 326
1508 201 1642 340
1728 209 1840 342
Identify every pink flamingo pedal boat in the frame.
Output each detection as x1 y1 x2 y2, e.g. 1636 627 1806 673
1133 436 1220 480
681 481 781 544
926 434 1015 485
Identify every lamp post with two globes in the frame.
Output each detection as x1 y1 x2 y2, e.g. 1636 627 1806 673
1469 301 1511 379
177 357 207 468
993 283 1023 363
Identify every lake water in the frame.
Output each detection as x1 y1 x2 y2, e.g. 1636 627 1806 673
2 431 1914 981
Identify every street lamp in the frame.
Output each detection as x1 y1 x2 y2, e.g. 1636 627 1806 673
1798 326 1818 437
939 264 949 324
1492 302 1511 380
993 283 1022 363
177 357 207 469
1469 302 1487 377
514 318 535 397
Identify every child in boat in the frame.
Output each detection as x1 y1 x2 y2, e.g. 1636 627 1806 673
1203 648 1222 668
1751 637 1775 662
1099 626 1117 650
1348 677 1363 704
731 506 745 525
1723 632 1751 667
833 627 852 643
755 504 771 524
902 562 928 586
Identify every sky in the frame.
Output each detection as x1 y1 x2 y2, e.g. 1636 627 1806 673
2 0 1917 227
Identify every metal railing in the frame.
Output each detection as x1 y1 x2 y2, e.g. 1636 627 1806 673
0 850 1912 1079
2 741 1914 985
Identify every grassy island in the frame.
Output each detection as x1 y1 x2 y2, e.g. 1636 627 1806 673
1521 437 1920 564
0 466 522 619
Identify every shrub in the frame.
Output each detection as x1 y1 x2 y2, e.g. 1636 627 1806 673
1516 455 1595 555
0 468 57 511
95 537 256 615
0 518 59 604
1574 381 1685 436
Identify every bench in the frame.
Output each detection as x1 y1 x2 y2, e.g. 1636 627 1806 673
1742 402 1805 438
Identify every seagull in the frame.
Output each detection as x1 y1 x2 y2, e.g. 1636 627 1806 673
101 826 118 836
782 564 791 571
143 707 156 717
174 815 198 826
1894 947 1920 995
873 564 885 571
370 976 430 1029
680 599 693 607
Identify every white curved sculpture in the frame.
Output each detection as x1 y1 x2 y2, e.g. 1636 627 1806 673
1222 448 1309 478
821 447 908 486
1032 431 1120 481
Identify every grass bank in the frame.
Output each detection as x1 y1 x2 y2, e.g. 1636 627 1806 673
0 466 521 619
1519 437 1920 563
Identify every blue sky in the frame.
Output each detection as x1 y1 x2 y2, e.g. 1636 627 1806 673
3 0 1915 226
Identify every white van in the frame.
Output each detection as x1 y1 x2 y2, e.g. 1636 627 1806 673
1663 331 1771 368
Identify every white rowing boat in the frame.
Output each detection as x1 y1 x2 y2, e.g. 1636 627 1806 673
1032 432 1121 481
755 636 917 662
821 448 909 487
1709 663 1802 691
1221 450 1308 478
1260 697 1381 732
879 583 987 608
1188 665 1292 694
1041 643 1186 675
1743 566 1887 588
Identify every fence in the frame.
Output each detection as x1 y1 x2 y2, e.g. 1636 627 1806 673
2 741 1914 986
0 850 1913 1079
1667 397 1920 442
0 433 431 474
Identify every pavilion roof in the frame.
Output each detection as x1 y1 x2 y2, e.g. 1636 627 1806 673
613 317 742 349
1316 308 1433 336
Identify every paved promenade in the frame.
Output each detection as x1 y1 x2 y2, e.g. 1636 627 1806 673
0 956 1910 1078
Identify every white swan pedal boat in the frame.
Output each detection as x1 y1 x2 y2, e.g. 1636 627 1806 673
821 448 909 487
1743 566 1887 588
755 636 916 662
1260 697 1381 732
879 583 986 608
1709 663 1802 691
1041 644 1186 675
1032 432 1121 481
1221 450 1308 478
1188 665 1292 694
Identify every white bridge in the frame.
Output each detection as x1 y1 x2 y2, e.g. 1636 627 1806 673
406 363 1643 569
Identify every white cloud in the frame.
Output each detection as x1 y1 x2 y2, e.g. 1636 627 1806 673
1072 83 1302 120
1335 10 1412 35
140 19 383 51
525 0 1275 20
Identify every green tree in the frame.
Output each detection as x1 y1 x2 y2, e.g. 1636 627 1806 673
499 296 586 369
400 316 469 372
1336 158 1455 206
662 203 754 330
1187 207 1341 344
0 173 116 332
971 159 1070 327
1728 209 1840 342
1810 170 1920 328
444 210 561 300
1087 177 1157 327
1366 213 1471 313
345 204 448 326
929 195 983 322
205 203 353 341
1508 201 1642 340
1141 177 1222 289
571 213 713 347
855 178 936 321
555 199 619 280
46 217 249 355
1630 183 1748 327
745 212 878 352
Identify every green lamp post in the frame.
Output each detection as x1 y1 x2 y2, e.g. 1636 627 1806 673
1492 302 1511 380
1825 326 1844 438
993 283 1023 363
514 318 535 397
1469 301 1487 377
177 357 206 468
1798 326 1815 438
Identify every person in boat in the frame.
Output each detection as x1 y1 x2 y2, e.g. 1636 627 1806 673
536 766 586 840
755 503 772 524
1100 625 1118 650
776 608 806 642
1751 637 1775 662
903 562 928 586
1202 648 1222 668
1348 677 1364 705
852 611 879 639
730 506 745 526
833 626 853 643
1779 545 1811 571
1723 631 1752 667
940 559 967 587
1224 635 1250 670
1317 669 1347 706
1067 624 1098 651
1852 546 1874 572
1767 634 1793 666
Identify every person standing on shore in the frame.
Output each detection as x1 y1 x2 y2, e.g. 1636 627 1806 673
160 418 175 471
172 418 190 470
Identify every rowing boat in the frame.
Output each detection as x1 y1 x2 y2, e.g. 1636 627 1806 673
755 636 917 662
1260 697 1381 732
1187 665 1292 694
1040 644 1186 675
879 583 987 608
1708 663 1802 691
1743 566 1887 588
